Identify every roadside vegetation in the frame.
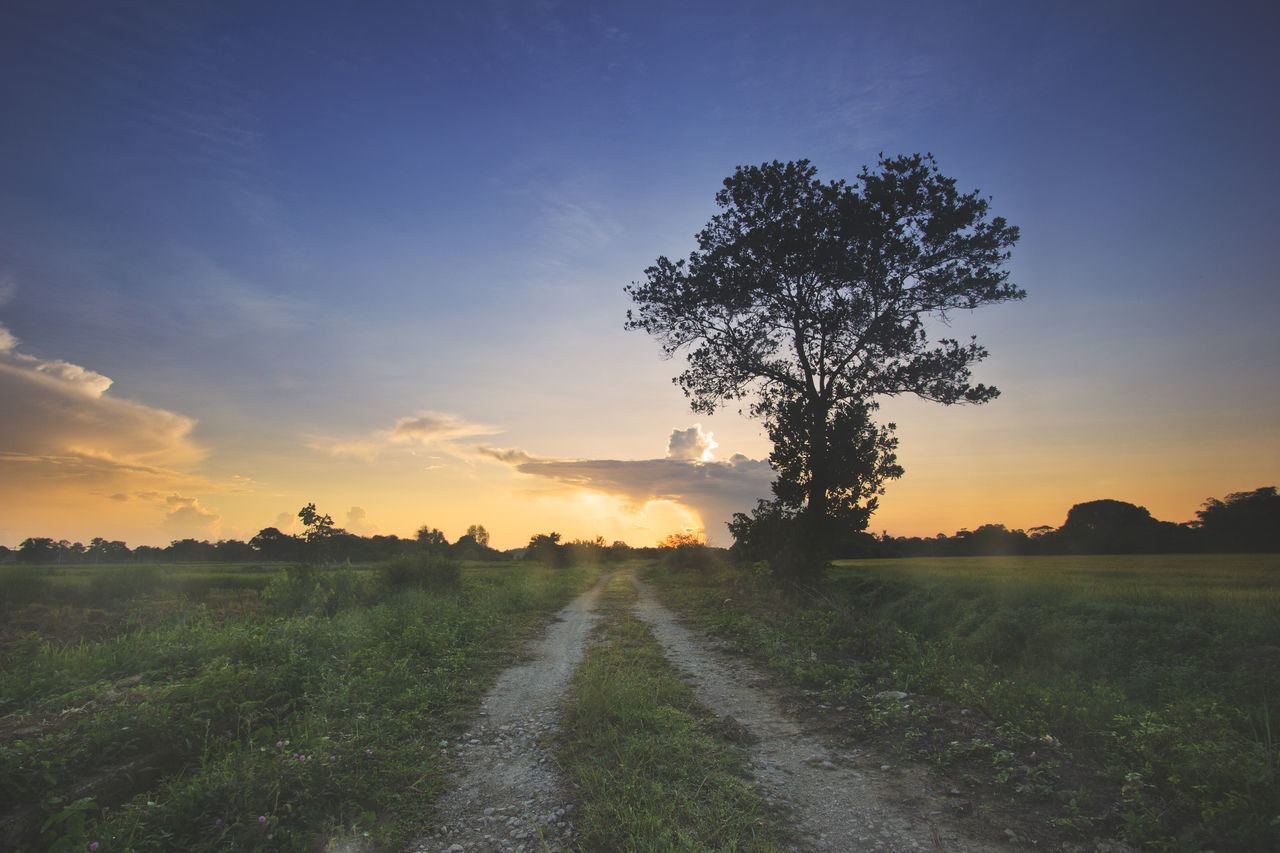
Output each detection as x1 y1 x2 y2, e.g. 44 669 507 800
0 558 596 852
557 574 790 851
648 551 1280 852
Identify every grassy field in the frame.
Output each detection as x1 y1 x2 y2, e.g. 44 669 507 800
0 559 597 852
5 553 1277 851
650 552 1280 852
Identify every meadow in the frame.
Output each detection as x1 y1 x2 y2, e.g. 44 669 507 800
0 558 597 852
651 552 1280 852
3 552 1277 851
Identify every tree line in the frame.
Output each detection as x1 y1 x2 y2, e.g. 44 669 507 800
0 503 654 567
4 487 1275 567
853 487 1280 558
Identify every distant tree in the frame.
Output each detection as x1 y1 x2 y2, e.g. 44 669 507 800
17 538 57 564
1049 499 1180 554
465 524 490 548
1196 486 1280 552
627 155 1022 575
416 525 448 550
298 503 337 543
298 503 346 562
953 523 1031 556
166 538 217 561
526 532 568 567
250 527 302 561
87 537 131 563
213 539 255 561
659 531 705 548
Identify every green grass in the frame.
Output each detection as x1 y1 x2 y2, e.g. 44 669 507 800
557 575 790 852
648 554 1280 852
1 560 597 852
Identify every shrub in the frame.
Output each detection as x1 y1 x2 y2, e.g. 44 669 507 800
378 554 461 592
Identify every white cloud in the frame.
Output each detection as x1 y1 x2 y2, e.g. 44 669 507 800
667 424 718 462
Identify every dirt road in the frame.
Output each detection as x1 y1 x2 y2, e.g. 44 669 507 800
411 570 1016 852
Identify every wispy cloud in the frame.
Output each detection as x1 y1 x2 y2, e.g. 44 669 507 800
311 411 501 461
479 425 775 542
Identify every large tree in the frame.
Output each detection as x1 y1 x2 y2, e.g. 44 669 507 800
626 155 1023 570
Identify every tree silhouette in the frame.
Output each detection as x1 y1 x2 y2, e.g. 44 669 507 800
627 155 1022 573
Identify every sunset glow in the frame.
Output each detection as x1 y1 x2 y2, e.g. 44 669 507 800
1 2 1277 551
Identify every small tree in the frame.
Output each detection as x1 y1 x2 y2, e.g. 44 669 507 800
416 525 448 551
465 524 491 548
627 155 1022 575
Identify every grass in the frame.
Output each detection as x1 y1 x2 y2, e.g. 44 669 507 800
557 574 790 852
1 560 598 852
648 553 1280 852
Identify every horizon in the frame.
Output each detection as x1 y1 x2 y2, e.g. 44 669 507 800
2 2 1278 552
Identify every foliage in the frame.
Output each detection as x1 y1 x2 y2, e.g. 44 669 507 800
526 532 568 568
377 553 462 592
657 532 722 574
1196 486 1280 552
464 524 490 548
626 155 1022 574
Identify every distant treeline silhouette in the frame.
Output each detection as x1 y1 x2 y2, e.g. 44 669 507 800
857 487 1280 558
3 487 1277 565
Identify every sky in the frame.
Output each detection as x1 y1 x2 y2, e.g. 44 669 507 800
1 0 1278 550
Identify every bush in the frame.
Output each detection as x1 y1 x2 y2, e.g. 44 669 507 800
261 564 370 615
378 554 461 592
662 543 722 574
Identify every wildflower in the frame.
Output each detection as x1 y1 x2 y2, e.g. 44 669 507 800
276 741 283 748
329 755 336 762
215 819 223 826
90 844 99 851
258 815 267 824
365 749 373 756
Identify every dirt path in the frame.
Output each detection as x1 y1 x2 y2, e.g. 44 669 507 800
412 570 1015 852
409 573 612 853
632 576 1017 852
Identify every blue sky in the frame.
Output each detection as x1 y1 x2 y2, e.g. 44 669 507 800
2 0 1277 549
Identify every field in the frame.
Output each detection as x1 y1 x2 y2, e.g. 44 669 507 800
651 552 1280 852
0 559 598 852
3 553 1277 851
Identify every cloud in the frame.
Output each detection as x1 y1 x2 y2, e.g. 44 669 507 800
482 427 776 543
311 411 500 460
163 494 220 537
0 323 209 493
667 424 718 462
346 506 378 535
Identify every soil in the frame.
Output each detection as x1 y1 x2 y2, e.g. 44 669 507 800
410 570 1131 852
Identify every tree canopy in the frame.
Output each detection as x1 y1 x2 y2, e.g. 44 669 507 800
627 155 1023 572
